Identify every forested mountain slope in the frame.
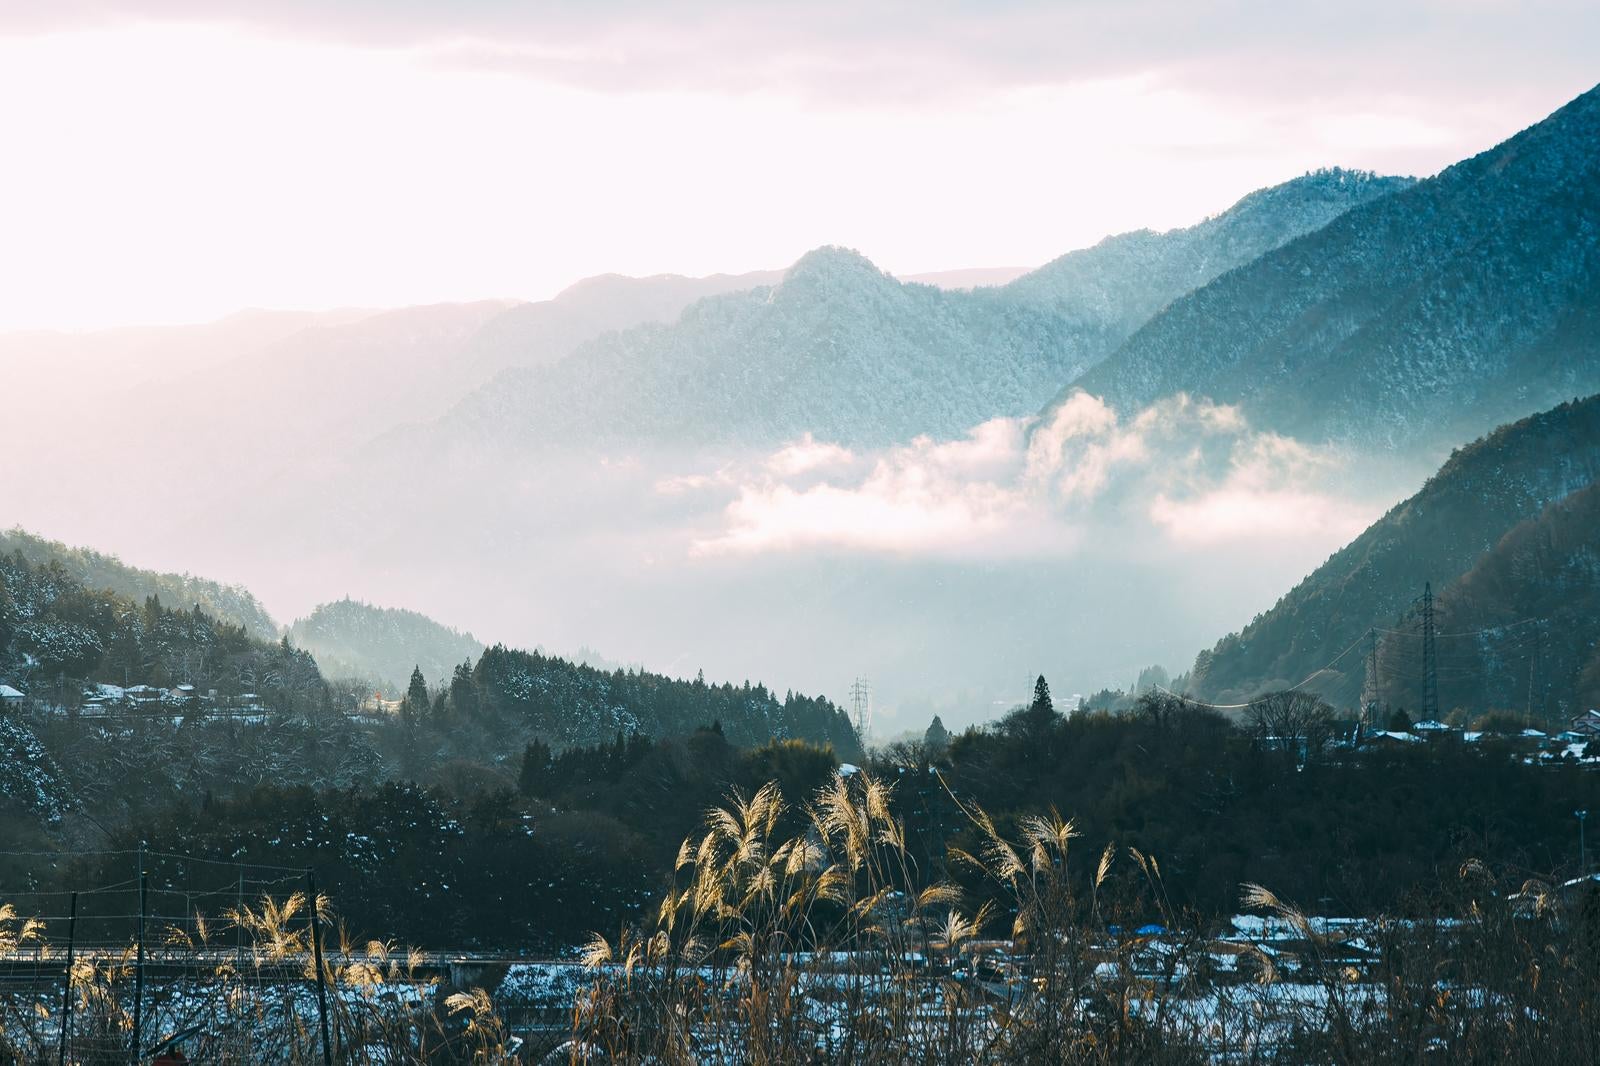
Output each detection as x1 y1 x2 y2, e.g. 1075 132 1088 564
288 598 485 691
1188 395 1600 704
1070 84 1600 454
0 528 278 639
425 171 1403 451
1393 480 1600 718
1004 168 1412 338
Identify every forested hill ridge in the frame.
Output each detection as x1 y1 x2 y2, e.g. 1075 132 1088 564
1401 479 1600 718
287 598 486 693
420 170 1403 451
0 527 278 639
1069 83 1600 454
0 548 326 709
472 644 862 759
0 537 861 759
1188 394 1600 706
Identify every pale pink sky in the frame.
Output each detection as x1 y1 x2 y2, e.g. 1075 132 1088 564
0 3 1593 330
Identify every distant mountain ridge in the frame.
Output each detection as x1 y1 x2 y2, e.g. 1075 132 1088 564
425 169 1404 451
459 268 784 382
1005 167 1414 339
1188 395 1600 706
288 599 486 691
1070 84 1600 455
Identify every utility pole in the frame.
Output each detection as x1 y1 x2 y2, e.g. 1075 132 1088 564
1578 809 1589 876
1526 626 1542 726
1420 582 1438 722
58 892 76 1066
306 873 333 1066
132 861 146 1066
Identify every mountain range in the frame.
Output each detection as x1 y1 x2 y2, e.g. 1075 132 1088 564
419 168 1407 451
1070 85 1600 455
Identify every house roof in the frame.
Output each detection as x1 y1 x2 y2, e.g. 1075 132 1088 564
0 684 24 699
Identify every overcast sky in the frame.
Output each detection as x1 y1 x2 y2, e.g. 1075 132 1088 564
1 2 1595 330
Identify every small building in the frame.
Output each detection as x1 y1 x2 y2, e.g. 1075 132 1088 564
1569 710 1600 737
0 683 24 707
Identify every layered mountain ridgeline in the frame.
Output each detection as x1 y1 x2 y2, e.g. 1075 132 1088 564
1390 480 1600 718
472 645 862 758
287 598 485 692
164 272 790 460
1071 84 1600 454
424 170 1402 451
1188 395 1600 705
0 548 325 709
0 528 277 639
457 267 782 380
2 272 786 529
0 306 377 403
1004 168 1412 336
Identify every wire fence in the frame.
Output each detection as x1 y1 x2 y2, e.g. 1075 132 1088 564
0 850 511 1064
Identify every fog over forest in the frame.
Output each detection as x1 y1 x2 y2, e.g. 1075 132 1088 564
2 297 1421 732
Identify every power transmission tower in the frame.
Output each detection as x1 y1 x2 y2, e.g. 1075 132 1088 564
849 676 872 743
1420 581 1439 722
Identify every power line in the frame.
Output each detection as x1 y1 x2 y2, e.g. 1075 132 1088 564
1162 626 1379 710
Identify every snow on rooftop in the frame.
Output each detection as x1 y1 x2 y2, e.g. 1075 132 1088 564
839 763 860 776
0 684 24 699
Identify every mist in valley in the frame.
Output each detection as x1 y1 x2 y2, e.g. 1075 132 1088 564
1 318 1423 734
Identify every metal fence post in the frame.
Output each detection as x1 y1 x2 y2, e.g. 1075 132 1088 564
132 869 146 1065
306 872 333 1066
58 891 76 1066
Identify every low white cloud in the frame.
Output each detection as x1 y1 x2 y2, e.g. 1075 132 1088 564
764 434 856 478
677 392 1382 558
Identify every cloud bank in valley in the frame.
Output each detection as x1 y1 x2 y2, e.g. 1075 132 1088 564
669 392 1379 559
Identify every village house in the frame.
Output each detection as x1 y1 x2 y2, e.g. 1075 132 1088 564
1569 709 1600 737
